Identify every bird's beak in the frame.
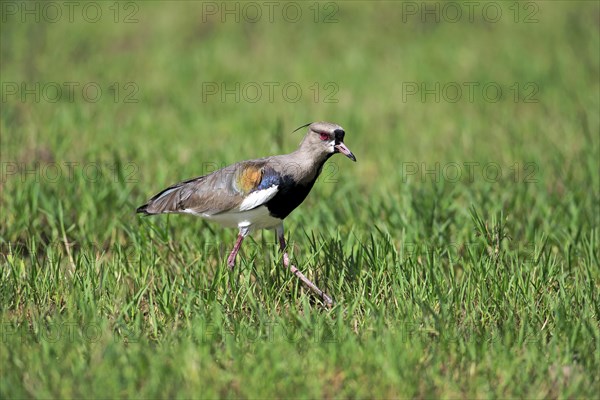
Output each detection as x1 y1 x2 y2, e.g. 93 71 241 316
335 142 357 162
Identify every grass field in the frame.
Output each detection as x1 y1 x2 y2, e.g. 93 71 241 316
1 1 599 398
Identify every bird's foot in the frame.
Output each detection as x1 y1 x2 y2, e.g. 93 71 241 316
285 257 334 307
226 252 236 270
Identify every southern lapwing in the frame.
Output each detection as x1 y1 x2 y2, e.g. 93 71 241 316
136 121 356 305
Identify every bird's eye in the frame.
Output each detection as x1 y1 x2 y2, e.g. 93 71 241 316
319 133 329 141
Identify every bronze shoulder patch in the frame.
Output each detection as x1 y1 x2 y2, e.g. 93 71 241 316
236 165 264 194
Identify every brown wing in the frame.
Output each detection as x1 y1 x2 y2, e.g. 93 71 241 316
136 160 270 216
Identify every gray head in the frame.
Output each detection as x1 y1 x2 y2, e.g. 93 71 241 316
295 121 357 162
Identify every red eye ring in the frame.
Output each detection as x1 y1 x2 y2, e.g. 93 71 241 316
319 133 329 141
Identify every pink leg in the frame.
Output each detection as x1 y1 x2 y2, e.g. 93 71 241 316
227 234 245 270
276 225 333 306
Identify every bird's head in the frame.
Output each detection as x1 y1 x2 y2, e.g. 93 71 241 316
295 121 357 162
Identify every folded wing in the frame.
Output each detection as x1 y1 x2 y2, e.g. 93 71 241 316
136 161 281 216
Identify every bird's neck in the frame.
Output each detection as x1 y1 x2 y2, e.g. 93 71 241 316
285 147 332 183
291 142 332 164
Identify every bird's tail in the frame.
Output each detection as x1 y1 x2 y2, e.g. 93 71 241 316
136 174 208 216
135 181 188 215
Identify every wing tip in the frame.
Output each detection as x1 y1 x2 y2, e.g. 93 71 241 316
136 203 151 215
137 182 185 215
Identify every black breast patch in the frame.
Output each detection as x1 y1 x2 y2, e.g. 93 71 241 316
265 158 329 219
266 175 317 219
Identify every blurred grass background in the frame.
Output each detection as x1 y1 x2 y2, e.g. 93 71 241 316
1 1 599 398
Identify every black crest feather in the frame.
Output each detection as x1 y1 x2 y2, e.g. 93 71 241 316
292 122 312 134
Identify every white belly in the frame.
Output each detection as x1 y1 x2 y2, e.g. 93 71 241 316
184 205 282 233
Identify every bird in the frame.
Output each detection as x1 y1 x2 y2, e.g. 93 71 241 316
136 121 356 305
